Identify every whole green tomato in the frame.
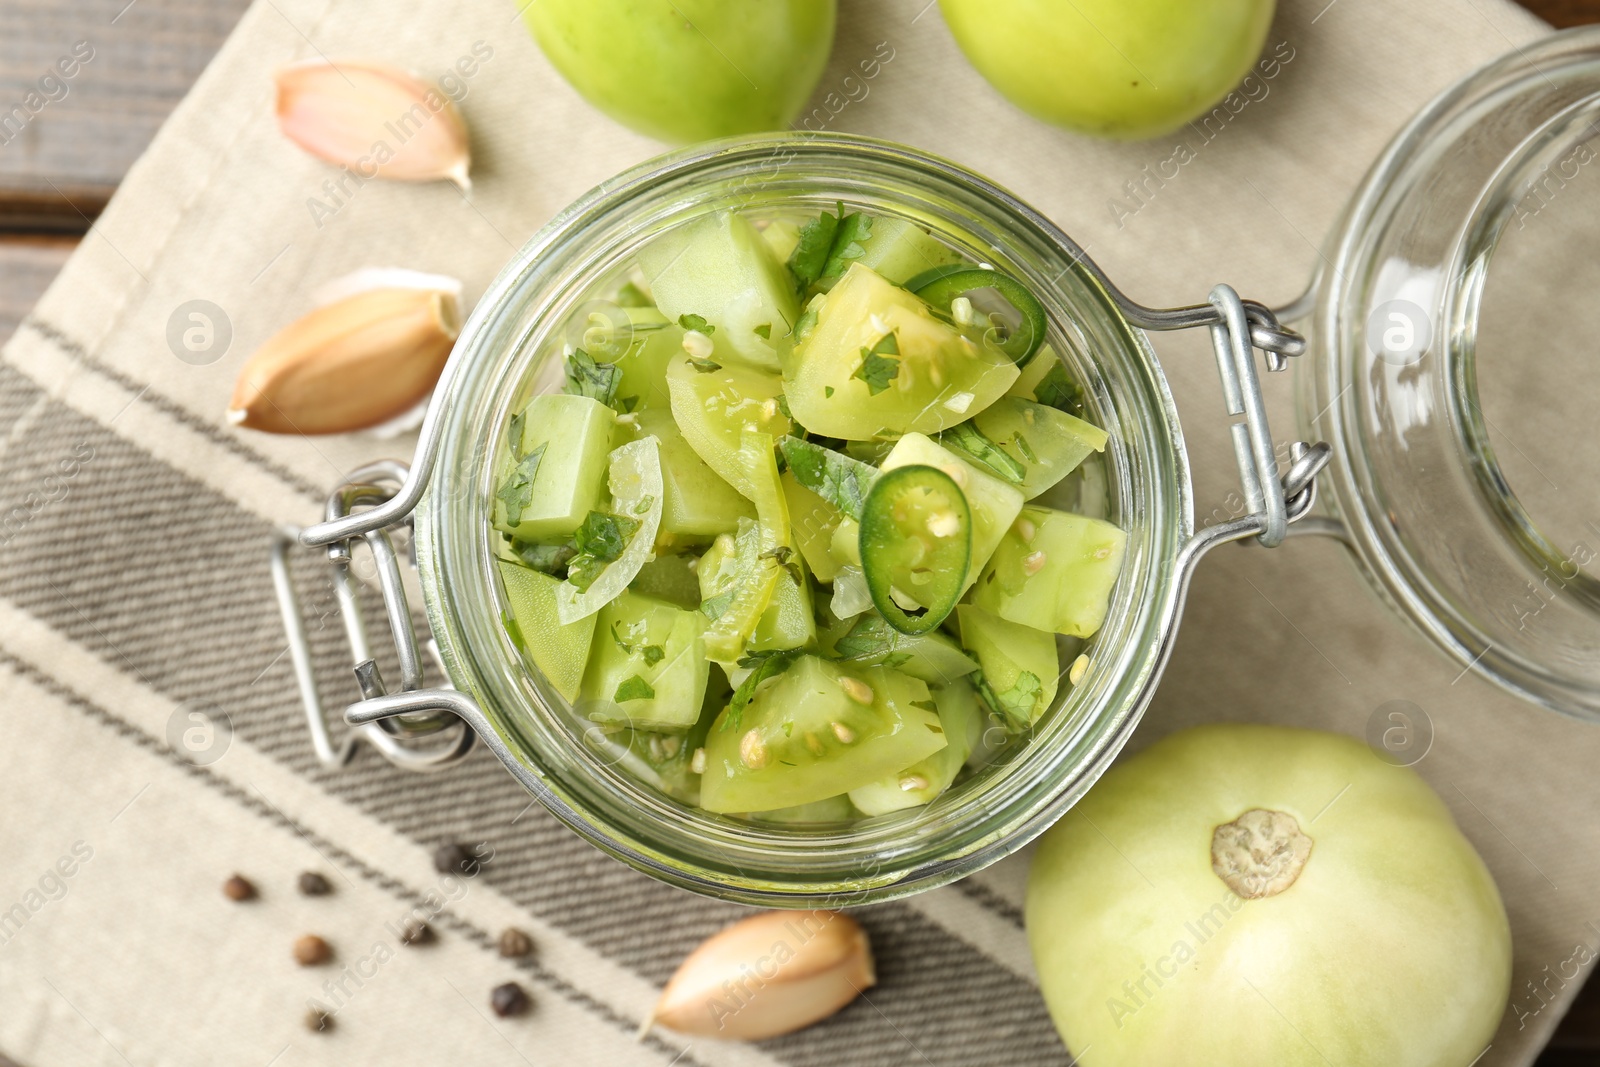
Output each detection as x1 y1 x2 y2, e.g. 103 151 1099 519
1026 724 1511 1067
523 0 837 144
939 0 1275 139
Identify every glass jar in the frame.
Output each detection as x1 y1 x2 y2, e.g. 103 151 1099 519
1301 26 1600 719
276 28 1600 906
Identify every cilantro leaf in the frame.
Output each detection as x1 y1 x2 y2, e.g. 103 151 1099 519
724 651 800 731
852 332 900 396
512 537 574 575
777 435 878 521
678 313 715 335
821 209 873 281
824 386 834 398
833 613 894 659
642 645 665 666
794 302 821 342
1033 362 1084 414
700 591 734 620
564 348 622 406
565 511 640 592
939 421 1026 485
496 442 547 526
753 323 772 340
687 357 722 373
614 675 656 703
973 668 1042 730
788 208 841 288
506 410 526 456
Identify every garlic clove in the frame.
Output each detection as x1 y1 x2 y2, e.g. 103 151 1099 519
647 910 875 1041
228 284 461 435
274 58 471 188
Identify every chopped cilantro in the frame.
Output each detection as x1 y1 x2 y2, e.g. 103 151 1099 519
616 395 640 414
753 323 772 340
940 421 1025 485
821 210 873 280
724 651 800 731
564 348 622 406
824 386 834 399
973 668 1042 730
910 698 938 712
1033 362 1084 414
642 645 665 666
788 208 841 288
677 313 715 335
496 442 547 526
852 332 900 396
512 537 574 575
506 410 526 456
777 436 878 521
565 511 640 592
614 675 656 703
833 613 894 659
686 356 722 373
794 303 820 342
700 591 734 620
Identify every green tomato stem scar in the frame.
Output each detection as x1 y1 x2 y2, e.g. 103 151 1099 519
1210 809 1313 900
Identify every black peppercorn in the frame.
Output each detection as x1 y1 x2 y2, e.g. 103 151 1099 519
304 1007 333 1033
298 871 332 896
398 919 433 946
497 927 533 958
432 842 480 876
490 982 529 1017
294 934 333 966
222 874 256 901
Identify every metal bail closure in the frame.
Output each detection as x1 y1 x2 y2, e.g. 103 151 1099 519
270 461 475 773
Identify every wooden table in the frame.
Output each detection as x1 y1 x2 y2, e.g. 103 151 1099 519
1 1 1597 1064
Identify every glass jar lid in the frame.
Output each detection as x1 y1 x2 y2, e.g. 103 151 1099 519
1304 28 1600 719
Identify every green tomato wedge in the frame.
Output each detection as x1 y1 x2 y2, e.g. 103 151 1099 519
699 656 945 814
780 470 845 583
824 612 981 685
665 351 791 497
497 561 598 703
973 505 1127 637
555 436 664 624
579 590 709 731
907 265 1049 366
700 432 791 661
859 464 972 635
958 604 1059 729
849 677 984 815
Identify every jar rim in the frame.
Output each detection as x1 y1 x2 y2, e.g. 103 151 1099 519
414 132 1193 904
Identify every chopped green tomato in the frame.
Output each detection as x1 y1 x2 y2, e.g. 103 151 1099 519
637 211 798 372
777 435 878 521
908 265 1048 366
609 307 684 412
850 216 963 287
627 551 702 610
744 794 857 823
824 612 981 685
618 408 753 537
556 437 664 624
783 264 1019 439
957 604 1059 728
781 470 845 583
579 591 709 731
493 394 614 542
665 352 791 497
497 561 598 703
972 506 1127 638
759 218 802 264
699 656 945 813
859 465 972 634
880 433 1024 598
850 677 983 814
699 524 815 656
952 397 1108 499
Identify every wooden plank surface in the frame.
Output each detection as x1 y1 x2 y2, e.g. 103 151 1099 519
1 1 1599 1063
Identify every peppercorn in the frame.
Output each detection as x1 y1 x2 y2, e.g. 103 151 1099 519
304 1008 333 1033
497 927 533 958
222 874 256 901
432 842 478 876
490 982 529 1017
298 871 332 896
293 935 333 966
398 919 433 946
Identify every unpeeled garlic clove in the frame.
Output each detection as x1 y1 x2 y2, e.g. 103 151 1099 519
228 281 460 435
646 910 874 1040
275 58 472 188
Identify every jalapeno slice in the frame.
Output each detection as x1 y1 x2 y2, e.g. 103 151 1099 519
858 464 972 634
907 265 1048 366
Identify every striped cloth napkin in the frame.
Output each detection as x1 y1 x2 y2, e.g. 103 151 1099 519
2 0 1587 1064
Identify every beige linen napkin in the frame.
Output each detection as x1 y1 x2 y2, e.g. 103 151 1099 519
0 0 1584 1064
